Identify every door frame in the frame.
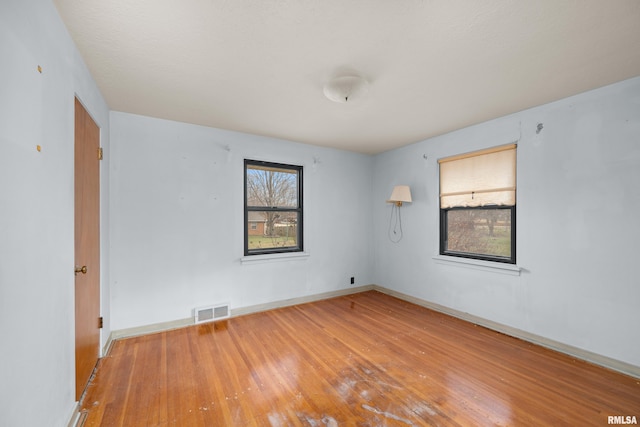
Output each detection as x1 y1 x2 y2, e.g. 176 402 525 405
74 96 102 401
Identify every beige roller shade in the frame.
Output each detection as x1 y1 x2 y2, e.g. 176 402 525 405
439 144 516 209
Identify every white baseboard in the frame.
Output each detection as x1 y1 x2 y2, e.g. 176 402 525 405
106 285 376 346
104 284 638 380
231 284 375 317
105 317 194 351
373 285 640 379
66 402 81 427
79 283 637 427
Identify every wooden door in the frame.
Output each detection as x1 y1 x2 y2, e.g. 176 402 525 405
74 97 101 400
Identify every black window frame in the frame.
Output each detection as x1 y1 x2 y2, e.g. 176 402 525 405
244 159 303 256
440 205 516 264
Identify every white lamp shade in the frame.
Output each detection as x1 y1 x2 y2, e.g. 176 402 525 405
388 185 412 203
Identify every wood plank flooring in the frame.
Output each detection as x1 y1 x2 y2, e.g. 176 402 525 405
80 291 639 426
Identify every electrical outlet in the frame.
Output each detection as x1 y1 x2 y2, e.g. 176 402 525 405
350 277 355 285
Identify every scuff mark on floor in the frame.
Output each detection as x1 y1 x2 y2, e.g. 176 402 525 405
322 415 338 426
410 401 438 417
290 412 339 427
362 404 414 425
268 412 285 427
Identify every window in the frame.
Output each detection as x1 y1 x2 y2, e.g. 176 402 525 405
439 144 516 264
244 160 303 256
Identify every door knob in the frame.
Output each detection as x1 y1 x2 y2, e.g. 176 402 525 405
75 265 87 275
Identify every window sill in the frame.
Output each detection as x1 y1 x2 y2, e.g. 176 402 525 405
241 251 310 264
432 255 521 276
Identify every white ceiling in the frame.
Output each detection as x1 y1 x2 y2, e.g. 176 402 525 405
53 0 640 154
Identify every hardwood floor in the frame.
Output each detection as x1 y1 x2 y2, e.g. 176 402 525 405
80 291 639 426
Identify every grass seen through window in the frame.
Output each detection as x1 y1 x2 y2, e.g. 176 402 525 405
444 208 512 259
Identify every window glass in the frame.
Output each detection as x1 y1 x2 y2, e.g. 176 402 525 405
244 160 303 256
439 145 516 264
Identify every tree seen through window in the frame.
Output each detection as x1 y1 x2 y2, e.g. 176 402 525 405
244 160 303 255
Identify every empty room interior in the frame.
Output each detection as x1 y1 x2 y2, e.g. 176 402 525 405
2 1 640 426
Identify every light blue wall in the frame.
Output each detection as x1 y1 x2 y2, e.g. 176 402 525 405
0 0 110 426
109 112 374 330
373 76 640 368
2 1 638 424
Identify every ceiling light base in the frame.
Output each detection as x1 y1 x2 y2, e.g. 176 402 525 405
323 75 369 103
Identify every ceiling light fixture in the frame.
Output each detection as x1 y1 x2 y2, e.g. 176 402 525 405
323 75 369 103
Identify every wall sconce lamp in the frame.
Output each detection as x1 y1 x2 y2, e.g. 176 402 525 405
387 185 412 243
387 185 412 207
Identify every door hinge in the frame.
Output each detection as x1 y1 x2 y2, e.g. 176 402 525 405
97 147 103 160
98 316 103 329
